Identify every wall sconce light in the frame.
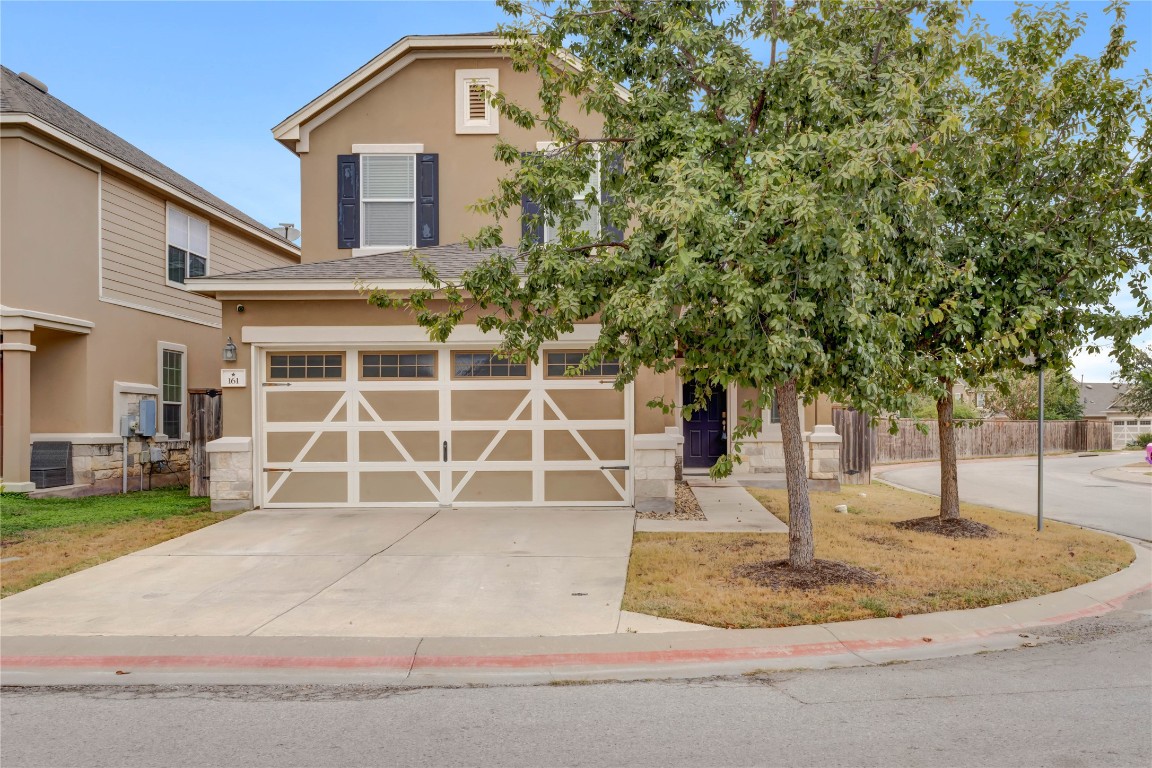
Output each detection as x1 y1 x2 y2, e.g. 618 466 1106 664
222 337 237 362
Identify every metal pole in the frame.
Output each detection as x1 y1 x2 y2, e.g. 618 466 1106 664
1037 364 1044 532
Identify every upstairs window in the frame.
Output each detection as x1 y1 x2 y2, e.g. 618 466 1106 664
538 142 601 244
455 69 499 134
362 154 415 248
167 206 208 285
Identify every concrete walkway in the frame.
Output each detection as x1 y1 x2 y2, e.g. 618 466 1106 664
635 480 789 533
3 544 1146 686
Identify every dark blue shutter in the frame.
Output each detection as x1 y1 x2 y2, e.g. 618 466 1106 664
521 152 543 245
601 152 624 242
416 153 439 247
337 154 359 249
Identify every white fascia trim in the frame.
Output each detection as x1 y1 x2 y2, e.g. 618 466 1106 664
290 51 505 153
272 36 507 140
98 296 222 329
241 324 604 345
0 306 94 334
0 114 300 259
351 144 424 154
0 125 101 171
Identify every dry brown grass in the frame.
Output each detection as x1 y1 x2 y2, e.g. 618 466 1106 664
622 483 1134 628
0 512 238 597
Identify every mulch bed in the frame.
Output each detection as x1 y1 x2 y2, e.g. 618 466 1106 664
893 516 999 539
636 481 708 521
733 558 883 591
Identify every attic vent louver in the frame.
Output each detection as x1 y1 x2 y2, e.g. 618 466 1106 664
17 72 48 93
468 80 489 121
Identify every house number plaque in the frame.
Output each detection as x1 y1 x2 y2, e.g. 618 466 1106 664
220 369 247 388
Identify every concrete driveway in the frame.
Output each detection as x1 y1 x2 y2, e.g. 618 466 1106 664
0 507 636 638
878 451 1152 541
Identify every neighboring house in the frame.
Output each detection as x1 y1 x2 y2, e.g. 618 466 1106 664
1079 381 1149 449
952 379 994 416
0 67 300 494
187 34 840 514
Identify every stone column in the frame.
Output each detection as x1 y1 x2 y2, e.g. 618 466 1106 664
206 436 253 512
633 430 682 513
1 328 36 492
806 424 842 488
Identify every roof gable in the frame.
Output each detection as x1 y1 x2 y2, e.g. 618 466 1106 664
272 34 506 154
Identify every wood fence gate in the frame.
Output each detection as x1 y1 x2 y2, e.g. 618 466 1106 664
189 389 222 497
832 408 872 485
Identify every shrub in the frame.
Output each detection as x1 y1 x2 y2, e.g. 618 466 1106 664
1127 432 1152 449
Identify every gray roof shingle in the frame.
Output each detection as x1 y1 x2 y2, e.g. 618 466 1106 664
192 243 518 282
1 66 297 250
1079 381 1130 417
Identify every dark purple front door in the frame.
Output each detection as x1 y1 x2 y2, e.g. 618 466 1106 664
683 382 727 468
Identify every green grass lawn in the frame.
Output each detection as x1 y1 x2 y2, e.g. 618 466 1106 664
1 488 235 596
1 487 211 535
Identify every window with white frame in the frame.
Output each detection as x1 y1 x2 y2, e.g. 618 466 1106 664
538 142 601 244
159 345 185 438
362 154 416 248
167 207 208 284
455 68 499 134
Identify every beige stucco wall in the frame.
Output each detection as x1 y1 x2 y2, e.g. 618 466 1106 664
216 297 671 438
299 54 604 263
1 134 296 438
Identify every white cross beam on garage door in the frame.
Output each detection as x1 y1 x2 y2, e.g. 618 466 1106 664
257 346 632 507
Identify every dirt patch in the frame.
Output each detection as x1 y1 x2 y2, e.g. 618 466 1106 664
636 482 707 521
893 516 999 539
733 558 883 591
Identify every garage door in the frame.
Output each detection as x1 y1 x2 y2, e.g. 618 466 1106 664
1113 418 1152 450
258 348 631 507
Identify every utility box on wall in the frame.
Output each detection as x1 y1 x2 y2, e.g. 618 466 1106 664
138 398 157 437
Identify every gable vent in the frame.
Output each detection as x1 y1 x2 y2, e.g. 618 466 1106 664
467 80 489 121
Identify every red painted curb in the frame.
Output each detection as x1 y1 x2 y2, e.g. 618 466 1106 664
4 583 1147 674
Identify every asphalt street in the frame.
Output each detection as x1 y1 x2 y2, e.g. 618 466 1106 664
3 603 1150 768
879 451 1152 541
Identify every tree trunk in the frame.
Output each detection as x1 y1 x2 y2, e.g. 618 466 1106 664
776 379 814 568
937 383 961 520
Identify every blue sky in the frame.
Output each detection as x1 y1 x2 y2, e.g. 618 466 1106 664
2 0 1148 380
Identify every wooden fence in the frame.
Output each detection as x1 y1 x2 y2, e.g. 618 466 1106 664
872 418 1111 464
189 389 223 497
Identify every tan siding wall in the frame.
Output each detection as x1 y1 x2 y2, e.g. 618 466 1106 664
2 134 298 436
300 55 604 263
100 173 295 327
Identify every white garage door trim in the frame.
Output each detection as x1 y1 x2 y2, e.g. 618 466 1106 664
252 341 633 508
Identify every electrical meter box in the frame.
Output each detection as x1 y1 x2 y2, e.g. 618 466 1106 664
138 398 157 437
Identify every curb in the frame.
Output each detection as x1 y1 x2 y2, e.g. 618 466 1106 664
3 545 1148 686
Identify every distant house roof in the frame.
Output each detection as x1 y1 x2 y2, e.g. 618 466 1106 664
187 243 517 295
1079 381 1130 417
0 66 298 258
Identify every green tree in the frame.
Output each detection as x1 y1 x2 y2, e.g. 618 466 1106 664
899 1 1150 521
986 369 1085 421
375 0 968 569
1116 345 1152 416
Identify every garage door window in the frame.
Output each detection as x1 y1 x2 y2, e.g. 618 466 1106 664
546 351 619 378
269 353 344 380
453 351 528 378
362 352 436 379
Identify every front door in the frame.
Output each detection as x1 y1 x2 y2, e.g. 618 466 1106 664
682 382 726 468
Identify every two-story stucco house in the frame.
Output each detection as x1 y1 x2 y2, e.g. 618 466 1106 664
0 67 300 494
187 34 842 514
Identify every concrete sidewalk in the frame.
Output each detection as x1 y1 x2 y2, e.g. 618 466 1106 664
4 542 1147 687
635 481 789 533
